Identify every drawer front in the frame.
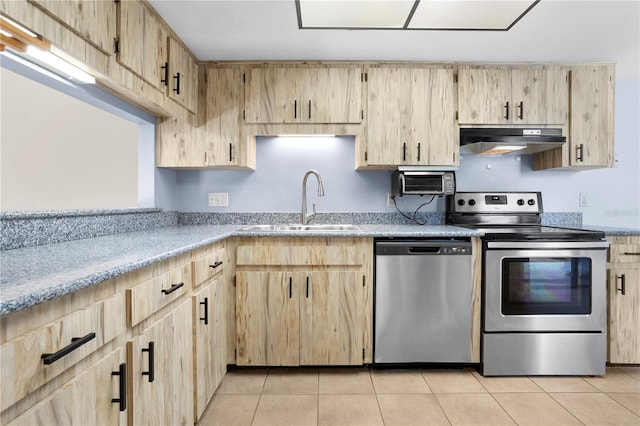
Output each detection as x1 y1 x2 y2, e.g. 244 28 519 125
1 293 124 411
193 248 225 288
128 262 192 327
236 246 361 266
609 244 640 264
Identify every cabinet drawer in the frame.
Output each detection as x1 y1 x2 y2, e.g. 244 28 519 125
192 248 225 288
237 245 361 267
609 244 640 263
0 293 124 411
127 262 191 326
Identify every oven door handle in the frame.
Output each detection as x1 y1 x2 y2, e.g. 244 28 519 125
485 241 609 250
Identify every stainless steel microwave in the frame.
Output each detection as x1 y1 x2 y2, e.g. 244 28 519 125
391 171 456 196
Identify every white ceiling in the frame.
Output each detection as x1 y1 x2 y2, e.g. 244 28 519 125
148 0 640 79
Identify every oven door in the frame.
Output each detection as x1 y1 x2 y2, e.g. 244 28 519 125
484 241 608 333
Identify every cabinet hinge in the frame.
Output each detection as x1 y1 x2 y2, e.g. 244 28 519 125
113 37 120 54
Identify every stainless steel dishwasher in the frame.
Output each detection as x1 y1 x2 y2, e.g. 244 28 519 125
374 239 473 364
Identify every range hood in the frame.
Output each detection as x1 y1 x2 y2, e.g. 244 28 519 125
460 128 566 155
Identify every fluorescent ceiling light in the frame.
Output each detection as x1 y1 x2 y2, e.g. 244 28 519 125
298 0 416 28
297 0 539 30
277 134 336 137
24 46 95 84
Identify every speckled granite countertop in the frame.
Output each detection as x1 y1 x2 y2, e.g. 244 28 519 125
0 224 480 316
578 225 640 236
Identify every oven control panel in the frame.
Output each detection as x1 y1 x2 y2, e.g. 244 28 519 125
449 192 543 214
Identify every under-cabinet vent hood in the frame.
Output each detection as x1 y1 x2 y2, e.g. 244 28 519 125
460 128 566 155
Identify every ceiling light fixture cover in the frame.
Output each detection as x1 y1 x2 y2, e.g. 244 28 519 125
296 0 539 31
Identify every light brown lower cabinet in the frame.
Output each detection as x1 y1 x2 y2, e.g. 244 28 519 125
193 277 227 421
9 348 127 425
607 236 640 364
128 299 194 426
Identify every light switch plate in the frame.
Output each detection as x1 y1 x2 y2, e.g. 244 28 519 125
208 192 228 207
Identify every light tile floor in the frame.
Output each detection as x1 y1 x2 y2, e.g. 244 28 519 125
198 366 640 426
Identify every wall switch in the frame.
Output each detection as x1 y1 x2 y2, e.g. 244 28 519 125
579 192 589 207
208 192 228 207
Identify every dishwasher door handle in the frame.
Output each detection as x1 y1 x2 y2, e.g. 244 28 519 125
408 246 441 254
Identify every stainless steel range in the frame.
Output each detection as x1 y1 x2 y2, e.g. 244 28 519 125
447 192 609 376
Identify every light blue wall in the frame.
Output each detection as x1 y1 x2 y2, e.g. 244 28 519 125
173 79 639 228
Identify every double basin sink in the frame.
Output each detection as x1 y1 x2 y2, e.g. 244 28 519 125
239 224 362 232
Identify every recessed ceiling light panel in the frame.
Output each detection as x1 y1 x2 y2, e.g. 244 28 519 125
298 0 417 28
409 0 538 30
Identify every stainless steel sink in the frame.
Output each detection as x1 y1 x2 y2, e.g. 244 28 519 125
239 224 362 232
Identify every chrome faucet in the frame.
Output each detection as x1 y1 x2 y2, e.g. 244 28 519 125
301 169 325 225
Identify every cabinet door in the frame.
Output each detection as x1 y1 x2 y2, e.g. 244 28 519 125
609 269 640 364
366 67 412 165
458 67 512 124
411 68 457 165
244 68 297 123
301 67 362 123
569 66 615 167
118 1 167 91
299 272 363 365
9 348 126 426
128 300 194 426
236 271 300 366
206 68 242 166
168 36 198 113
192 278 226 421
29 0 116 55
511 69 568 125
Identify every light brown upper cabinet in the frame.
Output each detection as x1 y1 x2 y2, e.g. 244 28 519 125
244 67 362 124
28 0 117 56
533 64 615 170
458 66 569 125
366 67 457 167
567 65 615 167
117 1 198 113
156 67 255 169
167 36 198 113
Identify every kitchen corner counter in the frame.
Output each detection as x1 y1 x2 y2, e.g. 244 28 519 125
0 224 479 316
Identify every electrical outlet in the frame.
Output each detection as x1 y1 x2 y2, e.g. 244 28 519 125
208 192 228 207
579 192 589 207
387 193 394 207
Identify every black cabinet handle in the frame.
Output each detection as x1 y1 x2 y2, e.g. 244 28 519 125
111 363 126 412
289 277 292 299
161 62 168 86
294 100 297 119
306 276 310 298
41 332 96 365
200 297 209 325
623 252 640 256
229 143 234 162
161 282 184 295
417 143 421 162
402 143 406 161
173 72 181 94
504 101 510 120
617 275 626 295
210 261 223 269
142 341 154 382
517 101 524 119
308 99 311 119
576 144 584 162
